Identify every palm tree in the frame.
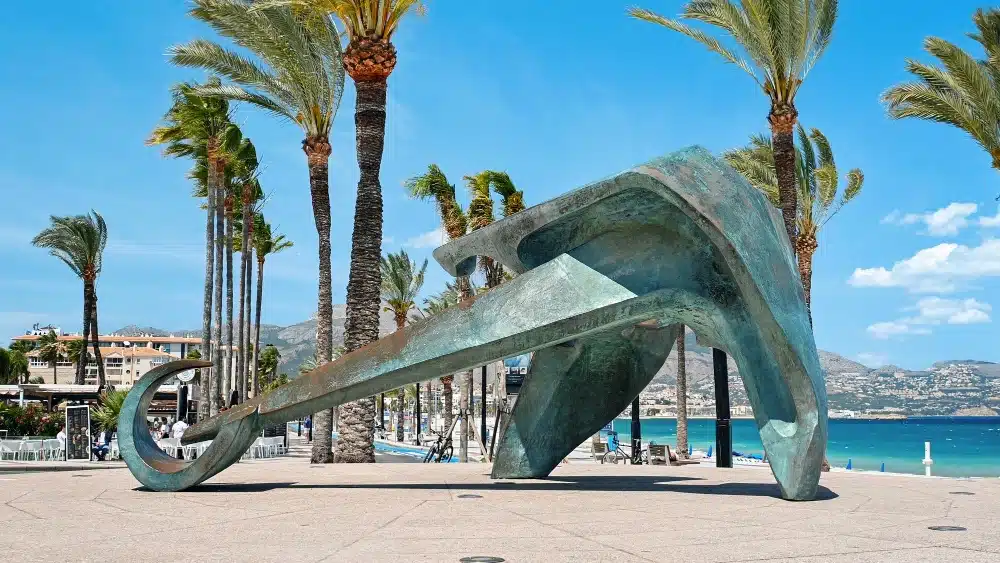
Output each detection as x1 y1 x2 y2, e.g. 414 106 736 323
675 329 689 458
170 0 345 462
65 339 86 377
723 125 863 313
629 0 839 250
252 218 293 396
149 79 235 419
489 171 526 218
259 0 425 462
36 331 64 384
406 164 473 459
31 212 109 386
380 250 428 441
0 348 29 385
93 389 129 433
258 344 281 389
882 9 1000 181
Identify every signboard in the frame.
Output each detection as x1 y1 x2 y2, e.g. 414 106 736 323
65 405 91 461
177 369 195 383
263 421 288 450
503 354 531 395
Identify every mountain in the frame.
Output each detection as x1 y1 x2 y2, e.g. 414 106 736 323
117 318 999 416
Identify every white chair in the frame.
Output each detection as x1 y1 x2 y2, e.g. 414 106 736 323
17 440 44 461
0 440 18 460
42 439 63 461
109 439 119 460
158 438 180 458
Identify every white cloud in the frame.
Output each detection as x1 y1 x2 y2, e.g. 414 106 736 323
882 202 978 236
403 227 446 249
848 238 1000 293
866 297 991 340
981 205 1000 228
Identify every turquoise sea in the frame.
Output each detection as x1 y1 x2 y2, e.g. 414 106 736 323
611 417 1000 477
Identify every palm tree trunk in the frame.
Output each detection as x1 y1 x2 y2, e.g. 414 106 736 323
395 388 405 442
442 376 453 433
459 370 472 462
52 359 57 384
224 202 235 406
77 280 92 385
243 251 253 399
304 138 335 464
675 328 688 459
236 193 250 402
769 103 799 252
337 79 388 464
200 159 216 422
212 161 225 416
252 257 265 398
795 233 818 323
89 284 105 388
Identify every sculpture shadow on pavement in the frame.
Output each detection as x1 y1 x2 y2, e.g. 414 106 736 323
119 146 827 500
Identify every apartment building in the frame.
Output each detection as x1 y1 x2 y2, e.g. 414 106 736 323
11 333 218 387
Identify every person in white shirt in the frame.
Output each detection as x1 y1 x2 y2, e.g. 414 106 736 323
56 427 66 445
171 419 189 440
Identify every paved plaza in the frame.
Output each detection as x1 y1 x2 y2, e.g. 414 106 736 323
1 445 997 562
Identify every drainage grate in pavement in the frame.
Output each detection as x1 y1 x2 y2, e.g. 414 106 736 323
928 526 967 532
948 491 975 495
459 557 505 563
457 494 482 499
72 474 92 478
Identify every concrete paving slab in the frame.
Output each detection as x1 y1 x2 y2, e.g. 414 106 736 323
1 444 996 562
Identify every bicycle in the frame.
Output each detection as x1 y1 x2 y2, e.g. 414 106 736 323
600 441 649 465
422 415 461 463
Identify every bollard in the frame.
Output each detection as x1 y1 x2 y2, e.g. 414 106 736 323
923 441 933 477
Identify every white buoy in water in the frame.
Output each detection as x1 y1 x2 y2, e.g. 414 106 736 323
923 441 933 477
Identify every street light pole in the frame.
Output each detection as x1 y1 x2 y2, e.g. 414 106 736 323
713 348 733 468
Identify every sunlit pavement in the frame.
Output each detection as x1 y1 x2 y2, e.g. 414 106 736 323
1 440 997 562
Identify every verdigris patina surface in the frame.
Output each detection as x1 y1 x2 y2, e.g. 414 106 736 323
119 146 827 500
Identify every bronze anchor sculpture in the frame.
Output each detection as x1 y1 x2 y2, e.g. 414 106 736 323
119 147 827 500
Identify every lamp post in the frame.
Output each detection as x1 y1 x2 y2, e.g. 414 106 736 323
630 396 642 464
480 366 487 446
414 384 421 444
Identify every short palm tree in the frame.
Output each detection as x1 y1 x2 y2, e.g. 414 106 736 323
882 9 1000 177
148 78 236 419
723 125 863 313
252 218 293 396
489 171 526 219
258 344 281 388
32 212 108 386
36 330 65 384
380 250 427 441
0 348 29 385
465 172 503 287
93 389 129 432
170 0 345 463
406 164 472 458
629 0 839 250
65 339 86 376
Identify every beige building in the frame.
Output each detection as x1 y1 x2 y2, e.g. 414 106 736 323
12 333 211 387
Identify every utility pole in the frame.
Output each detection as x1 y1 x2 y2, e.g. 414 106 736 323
480 366 487 446
630 396 642 464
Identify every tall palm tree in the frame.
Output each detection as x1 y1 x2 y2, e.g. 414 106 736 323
629 0 839 251
675 329 688 458
282 0 425 464
723 125 863 313
170 0 346 462
406 164 472 458
37 330 65 384
380 250 428 441
31 212 109 386
882 8 1000 180
148 78 235 418
252 218 293 396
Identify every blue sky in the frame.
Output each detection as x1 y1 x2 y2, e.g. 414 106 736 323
1 1 998 370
